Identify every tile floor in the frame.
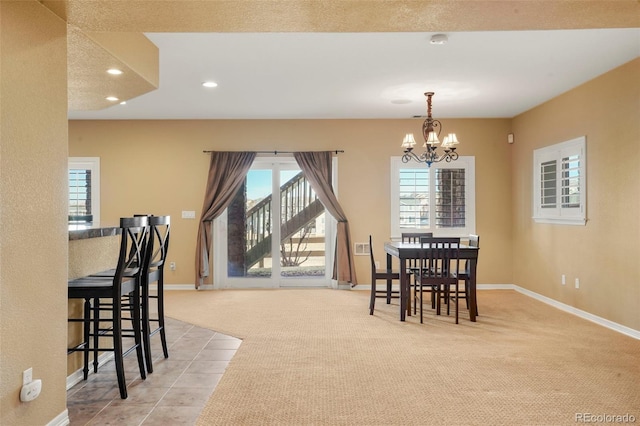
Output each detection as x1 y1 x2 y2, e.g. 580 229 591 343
66 317 240 425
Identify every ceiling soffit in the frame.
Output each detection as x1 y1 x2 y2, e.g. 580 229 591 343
67 27 158 110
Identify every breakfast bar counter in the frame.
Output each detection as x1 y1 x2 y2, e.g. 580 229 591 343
68 224 120 280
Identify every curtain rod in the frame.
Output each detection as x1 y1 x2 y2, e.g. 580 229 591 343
203 150 344 154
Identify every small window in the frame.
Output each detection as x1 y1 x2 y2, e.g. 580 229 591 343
533 137 586 225
68 157 100 225
391 156 475 238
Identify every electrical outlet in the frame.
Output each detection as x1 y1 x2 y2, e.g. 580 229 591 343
575 278 580 289
561 274 566 285
20 379 42 402
169 262 176 271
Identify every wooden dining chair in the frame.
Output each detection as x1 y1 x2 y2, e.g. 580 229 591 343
401 232 433 313
414 237 461 324
369 235 400 315
401 232 433 276
454 234 480 314
68 216 149 399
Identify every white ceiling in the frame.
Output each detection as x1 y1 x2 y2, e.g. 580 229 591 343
68 28 640 120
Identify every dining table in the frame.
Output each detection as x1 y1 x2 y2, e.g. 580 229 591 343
384 240 479 322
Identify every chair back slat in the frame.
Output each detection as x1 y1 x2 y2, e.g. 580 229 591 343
401 232 433 243
417 237 460 283
369 235 376 273
464 234 480 275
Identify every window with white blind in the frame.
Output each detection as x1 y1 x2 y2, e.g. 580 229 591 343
68 157 100 225
390 156 475 238
533 136 586 225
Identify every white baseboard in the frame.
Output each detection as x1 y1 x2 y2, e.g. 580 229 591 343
66 352 114 390
353 283 639 339
512 285 640 340
156 282 639 339
351 284 513 291
159 283 198 291
477 284 514 290
47 409 69 426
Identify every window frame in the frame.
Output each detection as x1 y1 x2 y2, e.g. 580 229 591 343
390 156 476 239
532 136 586 225
68 157 100 225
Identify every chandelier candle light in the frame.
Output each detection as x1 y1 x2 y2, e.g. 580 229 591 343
401 92 460 167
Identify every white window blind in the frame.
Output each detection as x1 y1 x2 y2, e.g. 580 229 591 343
391 156 475 238
68 157 100 225
399 168 429 228
561 154 581 208
69 169 92 219
533 137 586 225
435 168 466 228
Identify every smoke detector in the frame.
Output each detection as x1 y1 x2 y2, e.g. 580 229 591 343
430 34 448 45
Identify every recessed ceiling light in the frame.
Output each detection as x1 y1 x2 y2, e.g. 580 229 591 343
106 96 119 102
202 81 218 88
430 34 448 45
107 68 123 75
119 101 127 105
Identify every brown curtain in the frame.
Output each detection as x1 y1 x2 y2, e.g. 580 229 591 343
195 151 256 288
294 151 358 286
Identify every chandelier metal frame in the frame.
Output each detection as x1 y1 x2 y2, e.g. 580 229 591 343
401 92 459 167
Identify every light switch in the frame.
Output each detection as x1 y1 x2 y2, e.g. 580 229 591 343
181 210 196 219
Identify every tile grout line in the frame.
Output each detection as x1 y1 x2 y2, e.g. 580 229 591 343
80 323 196 426
138 330 218 425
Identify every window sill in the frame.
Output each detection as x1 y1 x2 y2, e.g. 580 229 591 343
532 217 586 226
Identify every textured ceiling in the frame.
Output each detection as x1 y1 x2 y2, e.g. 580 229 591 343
41 0 640 32
40 0 640 117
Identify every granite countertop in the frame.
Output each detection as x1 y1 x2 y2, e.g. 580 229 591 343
68 224 121 240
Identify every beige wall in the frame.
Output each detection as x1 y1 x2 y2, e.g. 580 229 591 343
0 1 69 424
511 58 640 331
68 60 640 334
0 1 636 424
68 118 514 287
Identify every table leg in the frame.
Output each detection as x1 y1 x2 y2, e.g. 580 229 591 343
386 253 393 304
469 259 477 322
400 258 409 321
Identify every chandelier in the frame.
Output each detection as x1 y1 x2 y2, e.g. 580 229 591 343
401 92 460 167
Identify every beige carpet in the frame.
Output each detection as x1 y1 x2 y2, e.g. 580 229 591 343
163 289 640 426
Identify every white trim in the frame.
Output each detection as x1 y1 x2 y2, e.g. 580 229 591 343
66 352 114 390
531 216 587 225
46 410 69 426
532 136 586 225
352 284 512 291
160 283 198 291
512 286 639 340
214 156 335 289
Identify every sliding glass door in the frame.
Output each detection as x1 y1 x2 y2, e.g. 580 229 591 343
214 157 334 288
